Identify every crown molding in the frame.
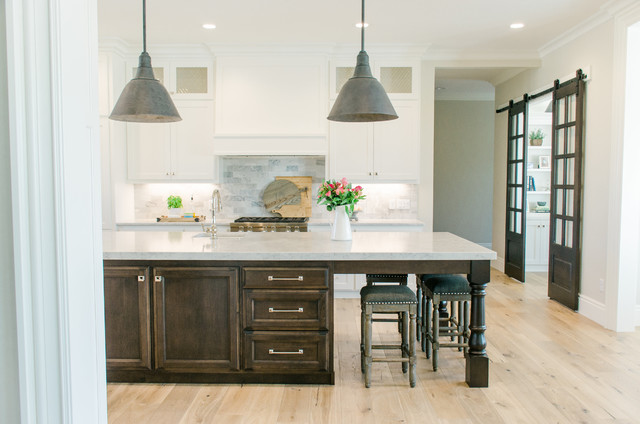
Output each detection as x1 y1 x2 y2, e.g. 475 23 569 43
98 38 429 59
536 0 638 57
98 37 130 57
424 49 541 64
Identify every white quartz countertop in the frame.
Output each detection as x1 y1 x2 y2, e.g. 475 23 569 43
103 230 496 261
116 218 423 227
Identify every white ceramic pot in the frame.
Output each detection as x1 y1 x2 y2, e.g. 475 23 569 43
168 208 183 218
331 205 352 241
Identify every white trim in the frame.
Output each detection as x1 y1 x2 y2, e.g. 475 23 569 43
578 294 607 327
492 256 505 273
5 0 38 420
636 305 640 327
425 50 541 63
49 0 74 420
605 3 640 332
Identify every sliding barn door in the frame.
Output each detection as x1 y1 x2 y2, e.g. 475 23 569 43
504 99 528 282
548 76 585 310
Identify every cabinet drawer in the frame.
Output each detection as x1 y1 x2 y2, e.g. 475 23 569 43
244 290 328 330
243 332 328 371
244 267 328 289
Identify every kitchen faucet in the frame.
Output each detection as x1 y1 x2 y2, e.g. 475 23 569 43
202 189 222 238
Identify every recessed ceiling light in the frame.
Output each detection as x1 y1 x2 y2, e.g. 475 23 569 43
510 23 524 29
356 22 369 28
202 24 216 30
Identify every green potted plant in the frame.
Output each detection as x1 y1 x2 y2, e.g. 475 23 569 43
167 195 183 218
529 129 544 146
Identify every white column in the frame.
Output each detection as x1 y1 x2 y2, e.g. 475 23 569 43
4 0 107 422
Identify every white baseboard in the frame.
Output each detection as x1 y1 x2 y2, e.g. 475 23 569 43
527 264 548 273
578 294 607 327
492 256 505 273
636 305 640 327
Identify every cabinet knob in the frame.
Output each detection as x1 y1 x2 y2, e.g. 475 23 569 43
166 172 169 176
369 172 372 176
137 276 145 282
374 172 378 176
171 172 175 176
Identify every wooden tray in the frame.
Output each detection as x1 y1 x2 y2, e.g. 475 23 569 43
274 176 312 218
156 216 206 222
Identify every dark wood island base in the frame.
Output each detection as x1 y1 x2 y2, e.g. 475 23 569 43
104 258 491 387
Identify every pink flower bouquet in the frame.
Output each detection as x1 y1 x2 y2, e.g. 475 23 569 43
316 178 366 214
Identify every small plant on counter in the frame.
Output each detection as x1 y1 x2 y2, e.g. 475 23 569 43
167 195 183 209
316 178 365 214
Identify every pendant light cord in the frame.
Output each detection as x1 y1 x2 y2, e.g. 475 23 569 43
360 0 365 52
142 0 147 52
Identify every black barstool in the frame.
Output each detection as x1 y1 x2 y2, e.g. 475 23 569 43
418 274 471 371
360 284 417 388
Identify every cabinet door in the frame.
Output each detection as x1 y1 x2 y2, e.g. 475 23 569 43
373 101 420 181
171 101 215 180
103 266 152 371
172 62 213 99
153 267 239 372
328 120 372 181
525 223 538 264
127 122 172 180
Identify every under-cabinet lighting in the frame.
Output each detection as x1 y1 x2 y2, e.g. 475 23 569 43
202 23 217 30
510 23 525 29
356 22 369 28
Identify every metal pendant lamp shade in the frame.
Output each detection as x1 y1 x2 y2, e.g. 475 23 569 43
327 0 397 122
109 0 181 123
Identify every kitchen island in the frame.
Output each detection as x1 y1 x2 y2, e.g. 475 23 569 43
103 231 496 387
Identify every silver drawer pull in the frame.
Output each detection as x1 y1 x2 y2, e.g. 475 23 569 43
268 349 304 355
268 307 304 313
268 275 304 281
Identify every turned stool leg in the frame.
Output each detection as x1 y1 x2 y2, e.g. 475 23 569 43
360 306 365 373
432 295 440 371
425 296 432 358
457 300 464 351
364 305 373 388
409 307 417 388
402 310 409 373
416 284 422 342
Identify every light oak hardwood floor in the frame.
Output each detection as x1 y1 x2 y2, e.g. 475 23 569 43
107 270 640 423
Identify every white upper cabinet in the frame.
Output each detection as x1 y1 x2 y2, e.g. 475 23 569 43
127 100 215 181
128 59 214 99
330 58 420 100
329 100 420 183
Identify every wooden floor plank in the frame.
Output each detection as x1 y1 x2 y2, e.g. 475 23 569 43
108 269 640 424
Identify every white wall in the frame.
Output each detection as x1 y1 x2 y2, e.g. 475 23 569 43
434 100 494 245
493 19 615 320
0 3 21 422
419 62 435 229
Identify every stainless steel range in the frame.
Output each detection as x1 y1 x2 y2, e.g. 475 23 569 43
230 217 308 232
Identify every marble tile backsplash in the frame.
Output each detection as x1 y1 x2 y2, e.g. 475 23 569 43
133 156 418 221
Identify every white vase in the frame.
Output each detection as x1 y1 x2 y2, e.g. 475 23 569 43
168 207 183 218
331 205 352 241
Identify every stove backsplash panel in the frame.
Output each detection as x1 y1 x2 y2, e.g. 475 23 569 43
133 156 418 221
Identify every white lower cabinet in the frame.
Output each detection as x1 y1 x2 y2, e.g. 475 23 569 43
127 100 215 181
526 214 550 272
329 100 420 182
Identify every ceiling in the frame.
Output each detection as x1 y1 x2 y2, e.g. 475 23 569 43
98 0 609 52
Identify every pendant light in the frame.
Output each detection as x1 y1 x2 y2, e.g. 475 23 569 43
327 0 397 122
109 0 181 123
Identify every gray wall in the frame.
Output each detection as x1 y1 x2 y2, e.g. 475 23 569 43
433 100 494 245
0 3 21 423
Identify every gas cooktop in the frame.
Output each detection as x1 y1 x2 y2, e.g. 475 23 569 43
233 217 308 223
